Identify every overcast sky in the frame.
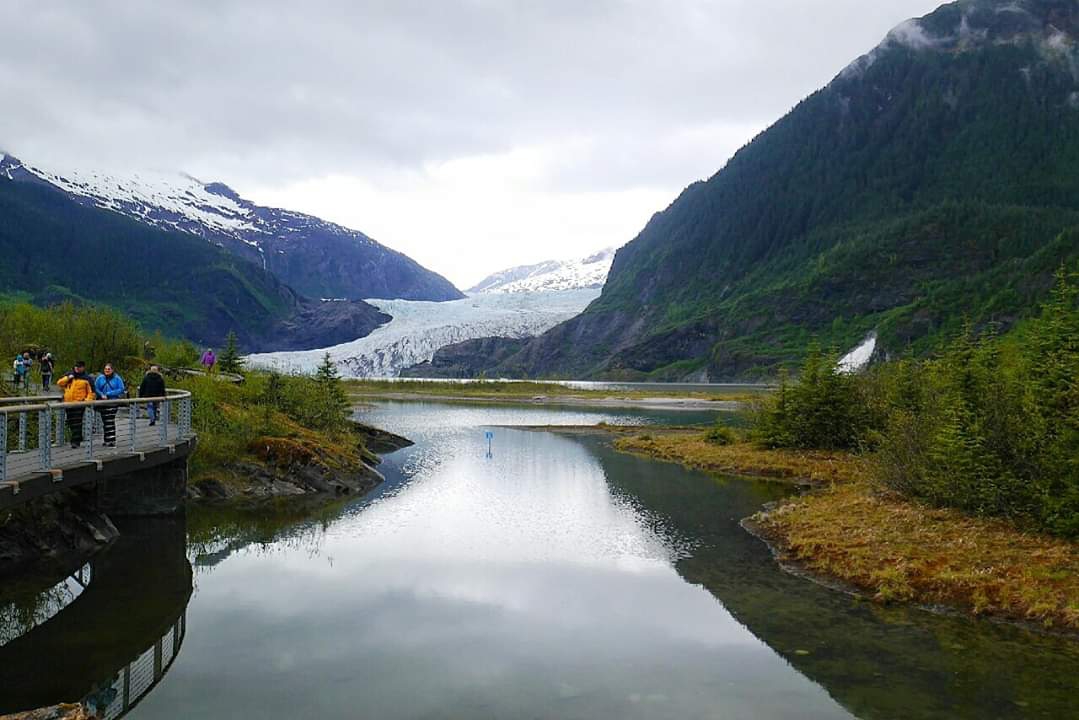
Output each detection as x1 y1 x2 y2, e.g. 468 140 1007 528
2 0 943 289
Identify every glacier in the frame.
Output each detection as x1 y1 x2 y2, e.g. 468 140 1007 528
247 289 599 378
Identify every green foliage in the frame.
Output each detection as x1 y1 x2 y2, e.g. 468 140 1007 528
218 331 245 374
764 269 1079 535
176 365 358 478
753 348 876 451
0 301 142 380
520 21 1079 380
704 423 738 446
0 180 297 346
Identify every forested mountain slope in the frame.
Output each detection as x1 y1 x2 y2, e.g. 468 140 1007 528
0 153 462 302
0 178 389 350
482 0 1079 380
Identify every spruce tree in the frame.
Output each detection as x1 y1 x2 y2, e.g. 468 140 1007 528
219 331 244 374
315 353 349 428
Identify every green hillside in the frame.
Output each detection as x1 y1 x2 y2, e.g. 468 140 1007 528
489 0 1079 380
0 178 300 346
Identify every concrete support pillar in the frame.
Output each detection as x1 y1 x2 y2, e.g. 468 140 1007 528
96 456 189 517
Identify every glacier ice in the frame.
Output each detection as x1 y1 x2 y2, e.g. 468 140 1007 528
248 289 599 378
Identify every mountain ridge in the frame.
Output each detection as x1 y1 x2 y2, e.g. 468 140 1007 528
0 152 463 302
467 248 616 294
433 0 1079 380
0 177 390 350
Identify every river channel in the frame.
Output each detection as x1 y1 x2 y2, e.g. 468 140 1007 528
2 400 1077 719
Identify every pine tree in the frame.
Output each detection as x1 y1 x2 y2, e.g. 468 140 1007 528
219 331 244 374
314 353 348 428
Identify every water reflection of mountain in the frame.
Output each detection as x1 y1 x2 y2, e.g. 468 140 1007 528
591 439 1079 720
0 517 192 717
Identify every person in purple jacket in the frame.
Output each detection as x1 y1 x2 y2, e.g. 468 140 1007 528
200 348 216 373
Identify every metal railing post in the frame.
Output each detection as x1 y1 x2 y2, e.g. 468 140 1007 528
84 407 94 460
0 413 7 483
55 407 65 445
159 400 170 444
129 402 138 453
18 411 27 452
38 408 51 471
180 397 192 438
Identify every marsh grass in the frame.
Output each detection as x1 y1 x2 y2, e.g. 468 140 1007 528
616 428 1079 631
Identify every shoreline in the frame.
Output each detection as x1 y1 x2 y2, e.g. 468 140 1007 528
601 425 1079 636
351 391 742 412
186 421 412 504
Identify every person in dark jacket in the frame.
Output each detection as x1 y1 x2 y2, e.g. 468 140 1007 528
40 352 55 391
138 365 167 426
94 363 126 447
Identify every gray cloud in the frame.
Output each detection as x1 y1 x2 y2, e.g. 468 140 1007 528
2 0 944 194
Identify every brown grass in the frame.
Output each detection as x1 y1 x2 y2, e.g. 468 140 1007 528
615 428 1079 632
614 430 861 485
757 482 1079 631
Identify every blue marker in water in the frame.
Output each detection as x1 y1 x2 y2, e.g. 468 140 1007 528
484 430 494 459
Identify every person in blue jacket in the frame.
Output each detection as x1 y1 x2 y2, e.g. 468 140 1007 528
94 363 126 447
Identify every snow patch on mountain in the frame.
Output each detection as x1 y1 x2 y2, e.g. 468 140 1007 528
469 248 616 294
0 151 462 301
247 289 598 378
3 156 258 236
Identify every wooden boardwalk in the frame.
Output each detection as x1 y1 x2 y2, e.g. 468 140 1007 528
0 392 194 510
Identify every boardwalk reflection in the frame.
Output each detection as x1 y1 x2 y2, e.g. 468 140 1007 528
0 562 93 647
0 516 192 716
82 612 187 719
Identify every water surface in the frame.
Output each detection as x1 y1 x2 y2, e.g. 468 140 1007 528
2 401 1077 719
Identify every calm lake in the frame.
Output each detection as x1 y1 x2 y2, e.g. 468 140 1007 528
2 400 1077 719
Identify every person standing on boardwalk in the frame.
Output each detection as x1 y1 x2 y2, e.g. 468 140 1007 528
12 354 25 391
57 361 94 448
40 352 55 391
138 365 166 426
200 348 216 373
94 363 126 447
12 352 31 393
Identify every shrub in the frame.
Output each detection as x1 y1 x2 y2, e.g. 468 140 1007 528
752 347 877 451
871 269 1079 535
705 424 738 445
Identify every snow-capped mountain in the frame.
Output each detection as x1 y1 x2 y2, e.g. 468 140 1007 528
468 248 616 294
247 289 599 378
0 152 461 302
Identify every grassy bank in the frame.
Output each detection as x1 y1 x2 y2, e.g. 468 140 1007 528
615 429 859 485
175 364 398 500
615 426 1079 632
754 481 1079 632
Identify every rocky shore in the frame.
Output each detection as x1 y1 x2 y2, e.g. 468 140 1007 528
0 490 119 582
186 421 412 503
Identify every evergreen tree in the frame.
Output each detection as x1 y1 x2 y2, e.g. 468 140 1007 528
218 331 244 374
314 353 349 428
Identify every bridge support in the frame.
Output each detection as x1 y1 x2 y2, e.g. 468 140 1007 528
96 456 189 517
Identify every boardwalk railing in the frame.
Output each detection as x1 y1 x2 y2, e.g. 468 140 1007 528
0 389 194 488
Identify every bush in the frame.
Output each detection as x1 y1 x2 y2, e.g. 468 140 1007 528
0 301 142 379
871 269 1079 535
704 424 738 445
752 346 878 451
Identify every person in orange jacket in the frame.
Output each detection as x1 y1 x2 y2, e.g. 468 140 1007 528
56 360 95 448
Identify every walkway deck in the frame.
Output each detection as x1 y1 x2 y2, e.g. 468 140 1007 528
0 391 195 511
